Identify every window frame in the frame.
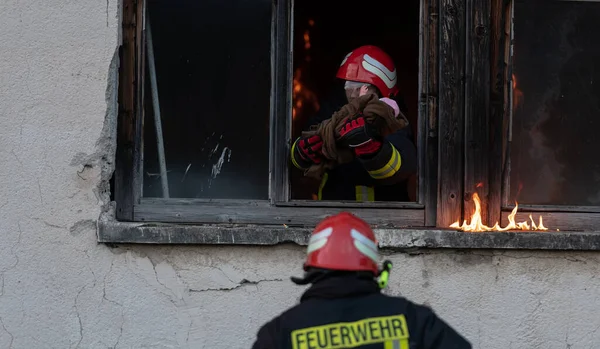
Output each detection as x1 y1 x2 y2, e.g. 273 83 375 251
107 0 600 246
497 0 600 231
114 0 439 227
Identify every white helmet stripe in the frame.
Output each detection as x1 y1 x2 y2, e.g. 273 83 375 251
351 228 377 251
309 227 333 243
362 54 397 89
351 228 379 263
340 52 352 66
363 54 396 80
354 241 379 263
307 238 328 254
307 227 333 254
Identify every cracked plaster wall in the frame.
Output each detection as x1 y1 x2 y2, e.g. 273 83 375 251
0 0 599 348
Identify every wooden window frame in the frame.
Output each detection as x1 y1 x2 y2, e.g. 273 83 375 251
435 0 500 228
112 0 600 237
114 0 440 228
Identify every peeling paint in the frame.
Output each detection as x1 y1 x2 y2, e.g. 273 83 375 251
70 220 96 236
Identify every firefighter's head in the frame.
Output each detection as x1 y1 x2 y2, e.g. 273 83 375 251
337 45 399 101
292 212 392 288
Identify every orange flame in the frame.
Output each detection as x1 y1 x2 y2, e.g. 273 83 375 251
304 30 311 50
450 193 548 232
292 20 319 121
512 74 524 110
292 70 319 121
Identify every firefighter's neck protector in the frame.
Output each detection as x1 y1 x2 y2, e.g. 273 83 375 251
291 262 393 290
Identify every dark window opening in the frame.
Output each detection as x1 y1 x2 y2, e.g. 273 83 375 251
510 0 600 206
290 0 420 202
142 0 272 199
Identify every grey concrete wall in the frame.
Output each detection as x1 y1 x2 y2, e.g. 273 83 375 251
0 0 599 348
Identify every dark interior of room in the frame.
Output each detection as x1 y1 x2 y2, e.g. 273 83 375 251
511 0 600 206
143 0 272 199
291 0 420 200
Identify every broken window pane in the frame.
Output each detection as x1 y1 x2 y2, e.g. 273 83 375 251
509 0 600 206
142 0 271 199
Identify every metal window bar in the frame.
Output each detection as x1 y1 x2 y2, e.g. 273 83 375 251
145 6 170 198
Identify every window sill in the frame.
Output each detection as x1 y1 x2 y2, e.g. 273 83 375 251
98 220 600 250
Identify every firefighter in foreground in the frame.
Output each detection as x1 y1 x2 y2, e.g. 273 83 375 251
291 45 417 202
251 212 472 349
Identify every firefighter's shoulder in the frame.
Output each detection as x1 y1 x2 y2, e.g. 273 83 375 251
393 296 473 349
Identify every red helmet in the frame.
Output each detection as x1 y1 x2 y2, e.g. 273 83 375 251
336 45 399 98
304 212 379 274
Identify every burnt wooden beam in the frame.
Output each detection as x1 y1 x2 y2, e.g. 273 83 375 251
503 204 600 214
277 200 424 209
500 0 513 206
133 203 425 227
141 197 424 209
270 0 292 203
134 0 145 201
437 0 466 227
488 0 511 225
500 211 600 232
464 0 491 223
420 0 440 226
115 0 141 221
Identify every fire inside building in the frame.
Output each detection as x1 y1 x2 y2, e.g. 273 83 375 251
290 0 420 201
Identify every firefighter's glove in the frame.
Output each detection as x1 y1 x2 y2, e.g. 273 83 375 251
292 135 324 169
339 115 382 158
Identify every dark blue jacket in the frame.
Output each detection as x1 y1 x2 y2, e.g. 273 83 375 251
252 275 472 349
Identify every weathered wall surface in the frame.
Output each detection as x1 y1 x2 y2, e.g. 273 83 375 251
0 1 599 348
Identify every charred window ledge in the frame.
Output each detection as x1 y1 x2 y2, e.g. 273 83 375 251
98 221 600 251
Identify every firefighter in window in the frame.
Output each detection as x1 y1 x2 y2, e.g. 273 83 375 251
291 45 417 202
251 212 472 349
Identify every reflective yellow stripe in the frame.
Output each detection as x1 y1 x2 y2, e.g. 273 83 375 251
355 186 364 201
355 186 375 202
383 339 410 349
317 173 328 200
368 145 402 179
290 314 409 349
384 340 408 349
291 140 303 169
